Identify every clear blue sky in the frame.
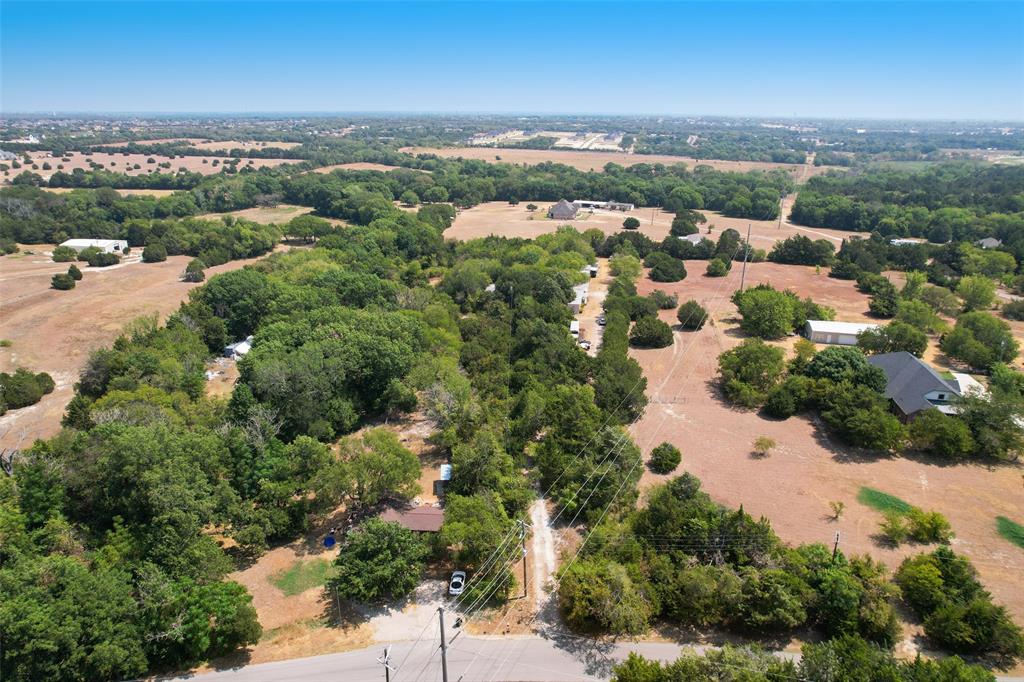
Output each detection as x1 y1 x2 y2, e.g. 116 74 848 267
2 1 1022 120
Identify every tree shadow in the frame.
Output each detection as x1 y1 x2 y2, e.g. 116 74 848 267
538 624 618 678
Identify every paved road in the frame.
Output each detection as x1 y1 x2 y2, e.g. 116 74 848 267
166 635 798 682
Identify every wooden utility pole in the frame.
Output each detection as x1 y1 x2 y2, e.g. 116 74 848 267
831 531 841 563
739 222 753 292
438 607 449 682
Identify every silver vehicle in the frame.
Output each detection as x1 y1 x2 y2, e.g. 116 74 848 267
597 315 607 326
449 570 466 596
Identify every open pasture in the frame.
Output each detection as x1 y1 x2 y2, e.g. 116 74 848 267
401 145 835 177
625 259 1024 623
311 162 413 173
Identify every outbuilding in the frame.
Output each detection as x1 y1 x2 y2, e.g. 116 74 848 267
59 238 128 254
378 505 445 533
568 282 589 314
803 320 879 346
547 199 578 220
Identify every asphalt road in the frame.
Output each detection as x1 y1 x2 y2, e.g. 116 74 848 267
164 635 738 682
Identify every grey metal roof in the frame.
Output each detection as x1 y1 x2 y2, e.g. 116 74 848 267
548 199 578 218
976 237 1003 249
867 352 959 416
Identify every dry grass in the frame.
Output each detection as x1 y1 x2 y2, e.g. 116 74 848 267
312 162 414 173
401 146 835 178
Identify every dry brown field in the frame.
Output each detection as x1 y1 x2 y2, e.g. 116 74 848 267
311 162 413 173
197 204 349 227
0 245 286 450
401 146 835 178
445 199 869 246
1 151 299 184
95 138 301 152
625 260 1024 624
40 186 180 197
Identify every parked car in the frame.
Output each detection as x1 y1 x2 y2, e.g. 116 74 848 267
597 315 606 326
579 340 591 350
449 570 466 596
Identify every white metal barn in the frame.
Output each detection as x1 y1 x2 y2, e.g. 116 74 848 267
804 320 879 346
59 238 128 254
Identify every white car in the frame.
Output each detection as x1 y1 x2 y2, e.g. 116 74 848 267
579 340 592 350
449 570 466 596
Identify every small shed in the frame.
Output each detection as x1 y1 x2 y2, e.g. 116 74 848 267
547 199 578 220
804 320 878 346
223 335 254 358
378 506 445 533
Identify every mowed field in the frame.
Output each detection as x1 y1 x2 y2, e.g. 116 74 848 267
311 162 413 173
401 146 834 177
95 138 302 152
0 246 285 450
624 261 1024 626
445 198 869 246
2 151 299 184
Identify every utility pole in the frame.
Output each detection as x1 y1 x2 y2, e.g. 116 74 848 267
831 531 841 563
377 646 394 682
739 222 753 292
438 607 449 682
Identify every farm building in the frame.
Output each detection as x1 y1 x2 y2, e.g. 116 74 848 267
59 238 128 254
569 281 589 314
677 233 705 245
572 199 635 211
378 505 444 533
868 351 961 419
548 199 578 220
804 320 878 346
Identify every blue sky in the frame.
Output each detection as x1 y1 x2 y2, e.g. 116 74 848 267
2 1 1022 120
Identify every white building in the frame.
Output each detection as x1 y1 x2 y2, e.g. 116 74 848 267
59 238 128 254
569 320 580 338
568 282 589 314
224 335 255 359
804 320 879 346
572 200 635 212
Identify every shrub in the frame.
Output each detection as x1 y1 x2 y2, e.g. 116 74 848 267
676 300 708 330
183 258 206 283
906 508 954 544
52 245 77 262
646 252 686 282
142 243 168 263
0 368 55 409
880 511 910 545
629 317 673 348
648 290 677 310
706 258 729 277
1002 300 1024 321
77 245 101 262
332 519 427 603
622 217 641 230
67 264 83 281
51 273 75 290
907 409 975 460
86 251 120 267
648 442 681 474
752 436 776 457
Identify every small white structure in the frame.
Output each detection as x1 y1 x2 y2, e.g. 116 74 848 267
976 237 1003 249
804 320 879 346
59 238 127 254
568 282 589 314
569 320 580 338
677 234 704 245
582 264 599 278
889 238 925 246
223 335 254 359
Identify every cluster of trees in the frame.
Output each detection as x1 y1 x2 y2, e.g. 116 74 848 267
790 163 1024 245
733 283 835 339
0 368 55 414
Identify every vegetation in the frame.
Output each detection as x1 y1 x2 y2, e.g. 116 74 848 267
648 442 681 474
629 316 674 348
0 368 55 414
271 558 337 597
332 519 427 603
51 272 75 289
995 516 1024 550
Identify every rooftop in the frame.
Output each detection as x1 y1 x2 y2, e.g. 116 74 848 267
868 351 959 416
378 505 444 533
805 320 879 335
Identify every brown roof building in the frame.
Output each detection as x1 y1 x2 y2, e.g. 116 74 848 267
378 505 445 532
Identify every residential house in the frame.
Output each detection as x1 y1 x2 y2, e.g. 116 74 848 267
867 351 961 419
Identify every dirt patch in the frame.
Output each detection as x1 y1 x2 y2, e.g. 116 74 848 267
625 261 1024 623
0 245 286 449
312 162 414 173
445 199 869 246
402 146 835 178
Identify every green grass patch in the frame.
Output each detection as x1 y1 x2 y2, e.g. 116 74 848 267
857 487 913 514
996 516 1024 550
269 558 337 596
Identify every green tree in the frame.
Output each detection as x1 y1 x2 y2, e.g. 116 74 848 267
645 252 686 282
705 258 729 277
856 321 928 357
957 275 996 312
399 190 420 206
676 299 708 330
142 243 168 263
623 217 641 230
629 317 674 348
907 409 975 460
941 312 1018 370
441 492 513 568
51 273 75 290
341 428 420 507
648 442 681 474
67 264 83 281
736 287 795 339
332 519 427 602
718 338 786 408
52 245 77 262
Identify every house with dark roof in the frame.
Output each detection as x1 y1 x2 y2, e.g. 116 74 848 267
867 351 960 419
547 199 578 220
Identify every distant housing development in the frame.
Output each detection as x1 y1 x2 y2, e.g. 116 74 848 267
803 320 878 346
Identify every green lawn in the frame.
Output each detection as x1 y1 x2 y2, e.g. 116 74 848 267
996 516 1024 550
269 558 337 596
857 487 913 514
